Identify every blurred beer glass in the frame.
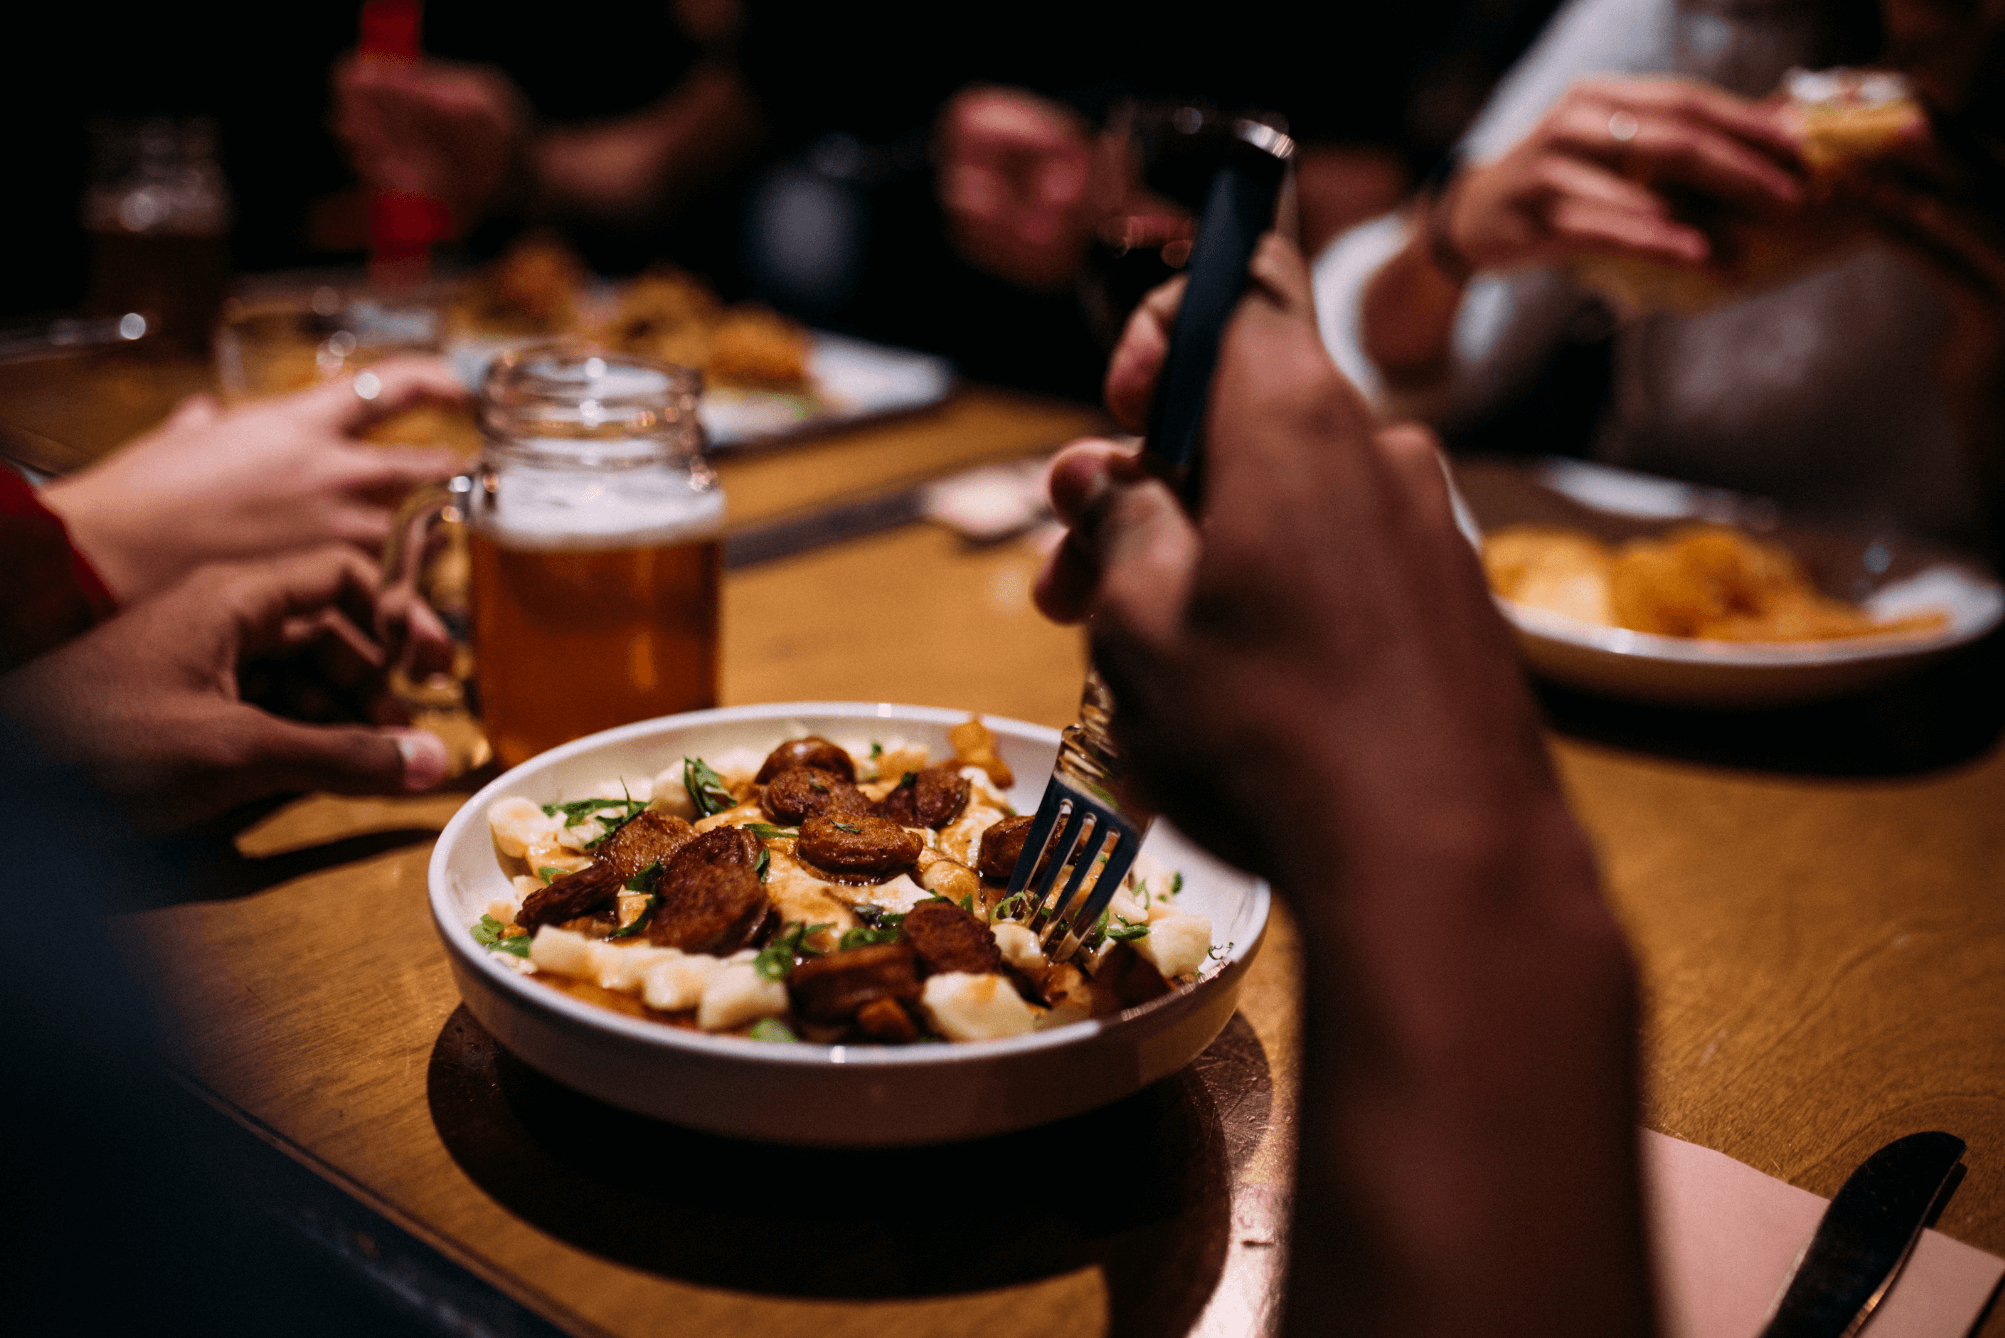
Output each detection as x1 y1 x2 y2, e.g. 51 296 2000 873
83 117 233 354
386 343 723 769
214 287 441 402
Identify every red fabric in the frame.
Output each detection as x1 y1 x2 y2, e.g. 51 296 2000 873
0 468 117 673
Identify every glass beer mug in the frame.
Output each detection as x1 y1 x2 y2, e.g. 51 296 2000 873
387 343 723 769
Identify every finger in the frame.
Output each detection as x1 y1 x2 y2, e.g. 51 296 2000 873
294 355 467 432
334 443 464 497
230 713 450 797
164 393 222 431
224 547 386 662
1242 231 1321 322
1534 155 1675 216
1552 95 1803 209
1046 437 1144 523
1084 476 1201 650
1547 197 1712 263
1104 275 1187 431
1572 76 1804 161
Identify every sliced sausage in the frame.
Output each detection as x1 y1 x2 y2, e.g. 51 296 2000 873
517 810 696 928
901 898 1002 976
647 826 768 953
854 996 919 1043
874 766 971 829
761 766 872 825
797 814 923 879
976 814 1035 882
756 736 855 783
1091 941 1171 1010
787 942 921 1025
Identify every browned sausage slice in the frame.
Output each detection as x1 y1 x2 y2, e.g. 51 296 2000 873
901 898 1002 976
517 810 697 928
874 766 971 829
761 767 872 825
976 814 1035 882
647 826 768 953
755 736 856 783
787 942 921 1025
854 996 919 1043
796 814 923 879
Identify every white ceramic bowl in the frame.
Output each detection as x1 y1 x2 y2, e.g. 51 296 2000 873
1450 458 2005 707
429 702 1271 1146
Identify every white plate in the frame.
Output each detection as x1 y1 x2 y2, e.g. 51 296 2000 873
429 702 1270 1146
446 330 953 451
1450 458 2005 707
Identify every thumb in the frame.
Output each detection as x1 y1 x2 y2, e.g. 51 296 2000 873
236 715 451 798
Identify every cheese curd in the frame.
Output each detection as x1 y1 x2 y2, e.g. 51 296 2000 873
921 972 1037 1041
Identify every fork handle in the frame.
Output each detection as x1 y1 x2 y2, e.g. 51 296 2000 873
1143 119 1295 506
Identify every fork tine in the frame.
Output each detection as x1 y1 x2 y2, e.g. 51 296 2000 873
1042 825 1144 962
1041 817 1111 927
1003 776 1071 902
1024 804 1089 924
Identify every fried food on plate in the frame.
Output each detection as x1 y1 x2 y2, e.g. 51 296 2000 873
601 268 810 389
451 234 583 335
1483 523 1948 642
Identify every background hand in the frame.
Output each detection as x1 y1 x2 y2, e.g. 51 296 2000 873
0 547 449 834
42 357 465 603
937 86 1118 291
332 55 529 233
1444 76 1804 274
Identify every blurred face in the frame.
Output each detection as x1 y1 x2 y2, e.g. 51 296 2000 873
1879 0 2005 124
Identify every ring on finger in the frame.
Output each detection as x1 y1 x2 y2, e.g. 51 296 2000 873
1607 110 1640 144
353 369 382 402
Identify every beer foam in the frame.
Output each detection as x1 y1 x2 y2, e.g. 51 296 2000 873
476 456 725 551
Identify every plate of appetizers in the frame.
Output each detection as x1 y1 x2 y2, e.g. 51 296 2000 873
431 702 1269 1145
442 241 952 449
1450 457 2004 706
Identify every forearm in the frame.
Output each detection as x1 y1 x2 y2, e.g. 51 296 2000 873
1265 702 1655 1338
1357 215 1469 393
531 65 765 226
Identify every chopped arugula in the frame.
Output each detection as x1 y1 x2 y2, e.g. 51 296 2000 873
749 1018 799 1043
624 860 662 892
754 847 770 882
541 794 649 849
744 822 798 840
538 866 571 884
683 757 735 817
607 895 658 939
753 921 831 980
471 915 532 959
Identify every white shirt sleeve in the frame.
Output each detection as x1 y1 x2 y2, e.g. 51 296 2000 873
1310 0 1677 424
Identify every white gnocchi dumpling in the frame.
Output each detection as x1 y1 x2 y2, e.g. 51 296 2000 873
488 797 564 858
921 972 1036 1041
1133 912 1212 980
698 961 790 1031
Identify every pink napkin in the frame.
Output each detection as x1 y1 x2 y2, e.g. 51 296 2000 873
1645 1130 2005 1337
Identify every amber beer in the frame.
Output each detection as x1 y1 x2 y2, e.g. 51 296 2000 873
470 529 722 768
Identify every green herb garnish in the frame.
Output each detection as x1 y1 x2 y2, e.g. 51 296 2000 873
471 915 532 958
744 823 798 840
831 821 861 834
540 792 649 848
869 742 883 759
990 891 1027 922
752 921 832 980
624 860 662 892
1169 872 1184 896
1107 917 1150 942
607 895 658 939
754 847 770 882
839 904 906 949
749 1018 799 1043
960 893 975 913
683 758 735 817
538 866 571 884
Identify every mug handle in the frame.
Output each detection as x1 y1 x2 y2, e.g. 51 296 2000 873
382 473 476 707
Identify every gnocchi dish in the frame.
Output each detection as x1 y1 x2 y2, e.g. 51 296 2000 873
473 720 1211 1044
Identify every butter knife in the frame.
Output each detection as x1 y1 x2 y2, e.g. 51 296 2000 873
1757 1130 1968 1338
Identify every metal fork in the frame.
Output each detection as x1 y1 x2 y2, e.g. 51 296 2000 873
1006 115 1294 962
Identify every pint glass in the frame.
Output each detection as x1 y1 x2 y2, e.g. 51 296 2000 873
387 344 722 768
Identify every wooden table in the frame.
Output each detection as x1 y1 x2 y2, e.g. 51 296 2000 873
18 361 2001 1335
